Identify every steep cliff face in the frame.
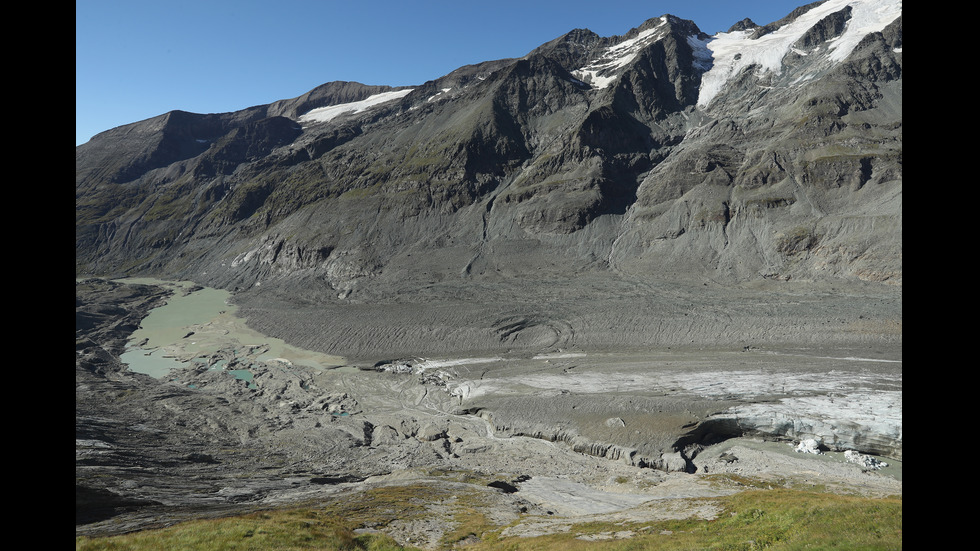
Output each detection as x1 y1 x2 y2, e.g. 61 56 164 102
76 1 902 298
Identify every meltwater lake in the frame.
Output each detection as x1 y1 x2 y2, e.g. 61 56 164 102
117 278 346 379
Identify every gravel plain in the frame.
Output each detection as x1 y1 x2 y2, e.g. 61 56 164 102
75 275 901 545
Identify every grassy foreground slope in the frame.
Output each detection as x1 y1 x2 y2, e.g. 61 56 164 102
76 479 901 551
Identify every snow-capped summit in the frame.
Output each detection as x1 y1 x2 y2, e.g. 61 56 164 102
571 18 671 89
697 0 902 107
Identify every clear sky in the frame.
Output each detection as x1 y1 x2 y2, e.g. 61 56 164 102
76 0 804 145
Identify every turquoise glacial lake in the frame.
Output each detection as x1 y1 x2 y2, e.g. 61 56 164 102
116 278 346 379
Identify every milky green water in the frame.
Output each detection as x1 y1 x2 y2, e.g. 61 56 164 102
127 282 233 347
116 278 346 379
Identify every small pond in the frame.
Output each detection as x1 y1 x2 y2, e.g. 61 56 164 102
116 278 346 382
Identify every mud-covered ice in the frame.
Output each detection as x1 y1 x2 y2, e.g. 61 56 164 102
442 349 902 460
715 389 902 458
844 450 889 470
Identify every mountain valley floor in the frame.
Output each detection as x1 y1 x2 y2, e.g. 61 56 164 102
75 275 901 546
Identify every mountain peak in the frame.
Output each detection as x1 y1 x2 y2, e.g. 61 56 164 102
727 18 759 33
76 0 902 291
697 0 902 107
569 16 685 89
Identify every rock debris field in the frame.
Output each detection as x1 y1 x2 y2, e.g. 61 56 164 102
76 276 901 546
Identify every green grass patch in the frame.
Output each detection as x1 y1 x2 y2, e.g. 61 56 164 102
76 482 901 551
75 508 420 551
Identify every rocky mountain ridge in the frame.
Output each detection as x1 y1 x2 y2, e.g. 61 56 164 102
77 3 903 539
76 0 902 301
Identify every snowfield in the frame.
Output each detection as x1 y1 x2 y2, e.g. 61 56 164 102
572 18 668 89
697 0 902 107
298 88 414 124
295 1 900 120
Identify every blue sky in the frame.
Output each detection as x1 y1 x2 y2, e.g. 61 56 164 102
76 0 803 145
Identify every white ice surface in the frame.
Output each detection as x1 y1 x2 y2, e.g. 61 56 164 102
697 0 902 106
572 19 667 89
298 89 414 124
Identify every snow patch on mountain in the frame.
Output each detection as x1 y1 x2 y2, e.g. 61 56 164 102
687 35 713 72
427 88 452 102
825 0 902 61
572 18 667 89
697 0 901 107
298 89 414 124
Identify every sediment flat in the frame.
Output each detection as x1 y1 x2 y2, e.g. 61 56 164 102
76 275 901 544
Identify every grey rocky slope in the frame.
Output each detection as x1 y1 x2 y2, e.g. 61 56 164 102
77 0 902 541
77 0 903 366
76 0 901 297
